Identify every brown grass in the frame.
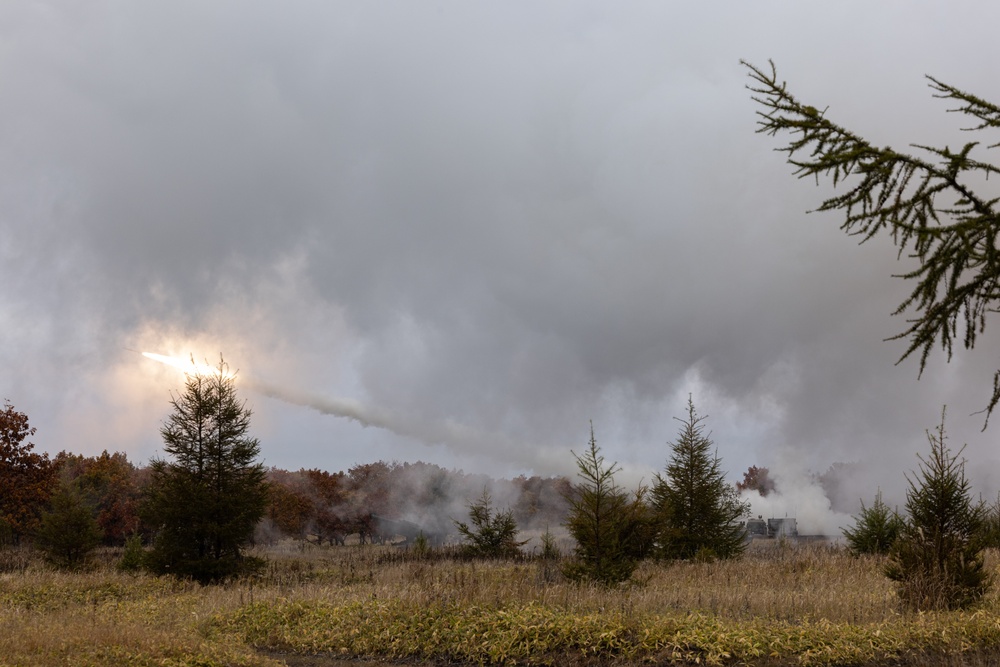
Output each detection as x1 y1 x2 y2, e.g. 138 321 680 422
1 541 999 666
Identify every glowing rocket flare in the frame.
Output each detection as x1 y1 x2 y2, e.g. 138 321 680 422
142 352 232 377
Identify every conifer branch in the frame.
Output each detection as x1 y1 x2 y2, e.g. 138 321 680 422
743 60 1000 426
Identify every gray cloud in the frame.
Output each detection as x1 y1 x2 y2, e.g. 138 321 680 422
5 2 1000 521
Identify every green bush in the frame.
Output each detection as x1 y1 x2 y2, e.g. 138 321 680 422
410 531 430 558
539 526 560 560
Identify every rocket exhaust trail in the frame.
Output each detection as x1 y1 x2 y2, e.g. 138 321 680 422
140 351 520 457
243 377 511 451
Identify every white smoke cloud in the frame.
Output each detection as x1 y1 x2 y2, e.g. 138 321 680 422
740 449 853 537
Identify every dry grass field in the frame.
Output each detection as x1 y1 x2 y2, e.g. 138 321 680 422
3 541 1000 666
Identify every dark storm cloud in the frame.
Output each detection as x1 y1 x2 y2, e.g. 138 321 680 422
5 1 1000 525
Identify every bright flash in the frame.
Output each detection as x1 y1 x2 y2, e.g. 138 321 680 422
142 352 235 378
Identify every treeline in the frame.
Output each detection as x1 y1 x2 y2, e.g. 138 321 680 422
260 461 570 546
0 402 569 552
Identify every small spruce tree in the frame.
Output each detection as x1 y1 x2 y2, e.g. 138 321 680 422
842 489 903 556
651 397 749 561
118 532 146 572
34 478 101 570
885 410 991 610
454 487 526 558
562 424 645 585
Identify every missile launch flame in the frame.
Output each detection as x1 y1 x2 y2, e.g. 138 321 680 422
141 352 235 378
137 350 539 469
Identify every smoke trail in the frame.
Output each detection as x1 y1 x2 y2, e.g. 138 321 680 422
140 351 561 471
244 377 518 454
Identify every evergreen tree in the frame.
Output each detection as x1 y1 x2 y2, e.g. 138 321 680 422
142 357 268 582
562 424 646 585
745 60 1000 424
454 487 526 558
842 489 903 556
885 410 990 610
651 397 749 561
118 532 146 572
34 478 101 569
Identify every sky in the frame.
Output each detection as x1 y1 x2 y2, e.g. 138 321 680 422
5 2 1000 529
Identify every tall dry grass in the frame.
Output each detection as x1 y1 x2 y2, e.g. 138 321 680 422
241 540 905 624
2 540 1000 665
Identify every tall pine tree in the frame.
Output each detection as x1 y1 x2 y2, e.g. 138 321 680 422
651 397 749 561
142 357 268 582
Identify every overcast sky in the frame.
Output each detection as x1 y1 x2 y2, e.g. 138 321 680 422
5 2 1000 513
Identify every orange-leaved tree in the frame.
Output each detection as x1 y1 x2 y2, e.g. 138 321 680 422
0 401 55 545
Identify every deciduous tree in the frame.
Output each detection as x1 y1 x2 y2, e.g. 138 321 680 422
53 450 141 545
736 465 774 497
0 401 54 545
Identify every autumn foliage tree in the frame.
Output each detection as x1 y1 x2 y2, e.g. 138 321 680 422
0 401 55 545
53 451 142 545
736 465 775 497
